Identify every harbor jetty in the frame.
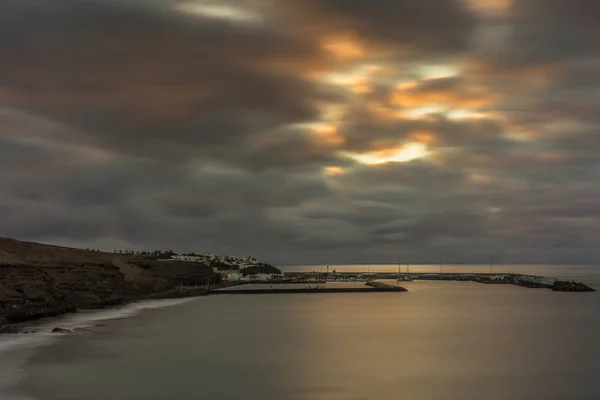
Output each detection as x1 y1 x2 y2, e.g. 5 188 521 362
365 281 404 290
275 272 595 292
211 271 595 295
213 281 407 295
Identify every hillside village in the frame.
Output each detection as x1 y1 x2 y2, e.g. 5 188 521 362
171 254 258 268
169 253 282 282
103 249 281 280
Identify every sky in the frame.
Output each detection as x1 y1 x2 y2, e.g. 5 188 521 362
1 0 599 265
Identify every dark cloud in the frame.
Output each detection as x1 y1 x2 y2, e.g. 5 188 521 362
474 0 600 75
0 0 336 170
339 160 468 190
280 0 476 54
0 0 599 264
510 0 600 61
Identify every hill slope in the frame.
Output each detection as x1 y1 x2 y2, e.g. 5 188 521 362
0 237 278 331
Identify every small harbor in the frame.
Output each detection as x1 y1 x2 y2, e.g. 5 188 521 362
215 271 595 293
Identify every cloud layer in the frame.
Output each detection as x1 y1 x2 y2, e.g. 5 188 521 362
1 0 599 264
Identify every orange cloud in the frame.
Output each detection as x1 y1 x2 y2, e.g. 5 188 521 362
324 166 345 175
325 64 383 94
321 35 364 60
310 122 345 147
345 142 429 165
409 130 438 145
390 79 498 109
468 172 496 185
365 103 399 122
464 0 513 16
466 59 564 84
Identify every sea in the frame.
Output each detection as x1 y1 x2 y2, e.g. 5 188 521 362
1 264 599 400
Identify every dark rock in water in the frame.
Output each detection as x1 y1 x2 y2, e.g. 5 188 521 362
72 327 88 332
553 280 596 292
95 324 107 327
51 327 73 333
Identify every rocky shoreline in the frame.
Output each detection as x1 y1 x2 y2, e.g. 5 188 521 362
0 237 279 334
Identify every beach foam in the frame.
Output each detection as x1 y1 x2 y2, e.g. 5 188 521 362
0 297 198 400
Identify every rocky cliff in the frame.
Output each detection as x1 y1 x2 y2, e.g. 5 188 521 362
0 237 269 332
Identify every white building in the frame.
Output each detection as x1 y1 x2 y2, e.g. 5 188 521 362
171 255 204 262
170 254 260 269
240 273 274 282
256 273 273 282
226 272 243 281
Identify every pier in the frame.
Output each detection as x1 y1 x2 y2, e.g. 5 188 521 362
212 283 407 295
365 281 404 290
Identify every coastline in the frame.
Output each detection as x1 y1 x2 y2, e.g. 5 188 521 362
0 286 225 335
0 296 201 400
0 236 281 335
3 266 597 335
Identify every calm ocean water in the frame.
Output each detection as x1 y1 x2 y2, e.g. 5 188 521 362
2 265 599 400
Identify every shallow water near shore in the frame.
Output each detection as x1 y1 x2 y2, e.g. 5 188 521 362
3 265 600 400
0 298 198 400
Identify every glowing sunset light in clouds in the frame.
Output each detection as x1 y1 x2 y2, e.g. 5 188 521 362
175 2 261 23
321 35 364 60
325 64 382 93
418 65 460 80
324 166 345 175
464 0 513 16
347 143 429 165
409 131 438 145
307 122 344 147
446 109 489 120
399 106 446 119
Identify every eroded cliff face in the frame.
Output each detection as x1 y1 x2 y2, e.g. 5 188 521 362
0 264 125 325
0 238 223 331
0 261 221 331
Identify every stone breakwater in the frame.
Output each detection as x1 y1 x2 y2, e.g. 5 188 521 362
552 280 596 292
213 286 407 295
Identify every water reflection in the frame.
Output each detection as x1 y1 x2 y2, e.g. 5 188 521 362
16 274 600 400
